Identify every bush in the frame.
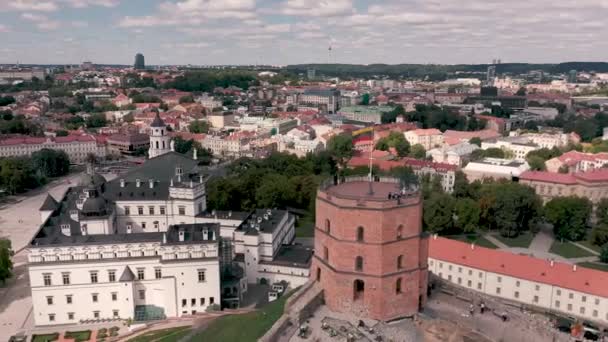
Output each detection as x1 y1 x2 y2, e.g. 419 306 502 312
601 244 608 264
64 331 91 342
206 304 221 312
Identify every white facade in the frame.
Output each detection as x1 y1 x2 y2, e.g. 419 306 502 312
148 117 172 159
404 129 444 150
0 135 106 164
481 138 539 161
463 158 530 182
427 142 479 166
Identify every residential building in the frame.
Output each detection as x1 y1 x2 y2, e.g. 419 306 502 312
0 134 106 164
443 129 501 146
201 132 253 158
296 88 340 114
208 111 234 129
463 158 530 182
312 177 429 321
338 105 393 124
404 129 444 150
428 236 608 326
546 151 608 173
519 169 608 205
481 137 539 161
427 142 479 166
107 133 150 156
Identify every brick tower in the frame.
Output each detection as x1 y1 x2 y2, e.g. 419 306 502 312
311 177 429 321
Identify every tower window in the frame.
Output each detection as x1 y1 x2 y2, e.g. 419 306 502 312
155 141 159 149
356 226 364 242
355 256 363 271
396 278 402 294
397 255 404 269
397 225 403 239
325 219 331 233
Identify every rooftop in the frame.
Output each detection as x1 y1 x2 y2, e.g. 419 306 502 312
322 177 417 201
260 244 313 269
429 236 608 299
236 209 290 236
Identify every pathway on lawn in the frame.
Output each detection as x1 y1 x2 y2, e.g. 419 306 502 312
528 229 553 253
482 234 509 249
571 242 600 256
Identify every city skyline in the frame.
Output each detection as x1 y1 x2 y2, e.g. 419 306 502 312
0 0 607 66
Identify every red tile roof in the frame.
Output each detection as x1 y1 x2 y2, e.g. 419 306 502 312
575 169 608 182
519 171 577 184
348 156 457 172
0 134 95 146
429 236 608 298
409 128 441 136
443 129 500 145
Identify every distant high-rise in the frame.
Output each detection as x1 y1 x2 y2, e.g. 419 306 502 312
568 69 577 83
486 65 496 84
307 68 316 80
134 53 145 70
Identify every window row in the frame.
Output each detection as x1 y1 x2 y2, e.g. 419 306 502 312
124 205 172 216
46 292 119 306
43 268 164 286
181 297 215 307
323 220 406 240
48 310 120 322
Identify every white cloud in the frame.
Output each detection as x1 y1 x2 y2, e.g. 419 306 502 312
1 0 58 11
64 0 120 8
281 0 353 17
118 0 256 27
21 12 60 30
0 24 9 32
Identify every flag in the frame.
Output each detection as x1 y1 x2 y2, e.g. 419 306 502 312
352 127 373 144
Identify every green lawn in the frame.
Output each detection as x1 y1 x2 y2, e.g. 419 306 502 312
190 292 292 342
31 333 59 342
577 262 608 272
295 213 315 238
494 232 535 248
64 330 91 342
550 241 596 259
447 234 498 249
127 326 192 342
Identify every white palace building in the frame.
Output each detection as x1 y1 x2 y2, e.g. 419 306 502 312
28 113 312 326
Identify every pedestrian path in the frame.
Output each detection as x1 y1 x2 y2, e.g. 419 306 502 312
482 234 509 249
571 242 600 256
528 230 553 253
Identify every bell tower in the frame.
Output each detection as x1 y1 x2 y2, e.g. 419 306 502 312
148 112 172 159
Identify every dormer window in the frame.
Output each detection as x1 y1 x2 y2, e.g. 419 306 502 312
69 210 78 216
176 167 183 176
60 224 70 230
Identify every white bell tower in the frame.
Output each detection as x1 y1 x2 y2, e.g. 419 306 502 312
148 112 172 159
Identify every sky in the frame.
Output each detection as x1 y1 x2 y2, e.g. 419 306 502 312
0 0 607 66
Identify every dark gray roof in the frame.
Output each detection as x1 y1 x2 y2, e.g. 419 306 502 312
197 210 250 221
40 194 58 211
81 197 107 214
120 266 135 282
150 112 165 127
111 151 201 182
236 209 290 236
30 221 220 247
79 172 106 188
260 244 313 268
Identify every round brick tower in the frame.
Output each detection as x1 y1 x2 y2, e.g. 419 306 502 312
311 176 429 321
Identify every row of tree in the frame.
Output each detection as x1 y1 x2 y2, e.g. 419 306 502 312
0 149 70 195
0 239 12 285
404 104 486 132
165 70 257 92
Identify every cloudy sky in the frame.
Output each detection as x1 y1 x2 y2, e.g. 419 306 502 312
0 0 607 66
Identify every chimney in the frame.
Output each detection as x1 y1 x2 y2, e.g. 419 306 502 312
162 232 167 244
81 224 87 236
170 178 174 187
470 243 475 250
573 264 577 272
199 175 204 184
190 180 193 188
193 148 198 160
149 179 154 189
433 234 438 240
178 229 185 242
550 259 554 267
120 179 125 187
136 179 141 188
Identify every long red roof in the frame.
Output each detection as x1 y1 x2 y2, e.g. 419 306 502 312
429 237 608 298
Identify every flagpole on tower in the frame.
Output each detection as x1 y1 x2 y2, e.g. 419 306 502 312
368 126 374 194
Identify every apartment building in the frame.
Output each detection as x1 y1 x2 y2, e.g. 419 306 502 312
546 151 608 173
481 137 539 161
463 158 530 182
428 236 608 326
404 129 444 150
338 105 393 124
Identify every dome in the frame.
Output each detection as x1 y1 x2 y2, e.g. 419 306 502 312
79 172 106 188
150 112 166 128
81 197 107 215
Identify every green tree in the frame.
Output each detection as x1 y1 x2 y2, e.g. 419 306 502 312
409 144 426 159
469 137 481 147
527 155 546 171
189 120 209 134
360 93 370 105
452 171 470 198
327 134 353 169
55 130 69 137
454 198 481 233
389 166 419 189
255 174 292 208
590 224 608 247
0 239 13 285
31 149 70 178
515 87 527 96
596 198 608 225
0 96 16 106
423 193 455 233
482 182 541 237
375 131 410 157
179 95 194 104
600 244 608 263
544 196 591 241
85 113 108 128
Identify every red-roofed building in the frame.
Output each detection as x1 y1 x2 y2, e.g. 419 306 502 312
443 129 501 146
428 236 608 325
546 150 608 173
348 156 457 193
520 169 608 204
475 114 507 133
404 128 444 150
0 134 106 163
